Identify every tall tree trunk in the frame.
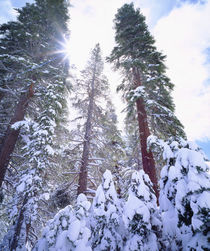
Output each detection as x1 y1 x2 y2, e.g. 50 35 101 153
0 84 34 188
133 68 159 200
77 67 96 195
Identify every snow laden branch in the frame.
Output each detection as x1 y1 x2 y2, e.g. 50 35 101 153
148 135 210 250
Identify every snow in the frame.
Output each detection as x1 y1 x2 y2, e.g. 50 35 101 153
123 170 160 250
130 86 145 101
77 193 91 211
45 145 55 155
157 137 210 250
16 182 25 193
11 120 30 131
32 163 209 251
197 191 210 208
34 194 92 251
168 165 181 181
67 219 81 242
42 193 50 200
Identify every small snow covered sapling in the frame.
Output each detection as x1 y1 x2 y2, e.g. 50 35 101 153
148 136 210 251
67 194 92 251
90 170 123 251
33 205 74 251
33 194 92 251
123 170 161 251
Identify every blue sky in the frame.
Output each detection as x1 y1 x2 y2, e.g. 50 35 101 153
1 0 210 159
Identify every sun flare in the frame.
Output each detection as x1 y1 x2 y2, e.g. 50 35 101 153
54 35 71 63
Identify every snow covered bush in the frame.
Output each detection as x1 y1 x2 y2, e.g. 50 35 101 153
123 170 162 251
148 136 210 251
33 194 91 251
90 170 123 250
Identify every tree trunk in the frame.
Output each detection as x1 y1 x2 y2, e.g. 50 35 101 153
133 68 159 200
10 193 30 251
77 67 96 195
0 84 34 188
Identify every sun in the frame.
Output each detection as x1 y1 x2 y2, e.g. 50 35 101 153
53 35 71 63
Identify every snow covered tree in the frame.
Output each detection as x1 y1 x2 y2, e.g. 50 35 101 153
90 170 123 250
76 44 104 195
0 0 70 186
0 0 71 248
108 3 185 199
33 193 92 251
148 136 210 250
123 170 162 251
66 44 125 196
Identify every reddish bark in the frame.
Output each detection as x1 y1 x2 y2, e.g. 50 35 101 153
77 66 96 195
133 68 159 200
77 141 89 195
0 84 34 188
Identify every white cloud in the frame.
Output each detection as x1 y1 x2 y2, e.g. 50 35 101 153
0 0 17 24
153 1 210 141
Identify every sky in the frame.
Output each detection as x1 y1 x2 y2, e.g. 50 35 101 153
1 0 210 158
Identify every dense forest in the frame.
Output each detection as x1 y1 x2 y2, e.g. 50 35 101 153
0 1 209 250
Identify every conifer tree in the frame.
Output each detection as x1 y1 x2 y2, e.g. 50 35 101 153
33 194 92 251
90 170 123 250
108 3 185 199
148 136 210 250
0 0 70 248
76 44 103 195
123 170 162 251
67 44 125 196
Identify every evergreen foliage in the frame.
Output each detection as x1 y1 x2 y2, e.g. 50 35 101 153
108 3 185 140
33 194 92 251
0 1 209 251
123 170 162 251
148 136 210 250
28 165 210 251
0 0 70 248
67 44 126 195
90 170 123 250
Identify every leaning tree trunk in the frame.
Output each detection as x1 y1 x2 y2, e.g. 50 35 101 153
77 67 96 195
133 68 159 200
0 84 34 188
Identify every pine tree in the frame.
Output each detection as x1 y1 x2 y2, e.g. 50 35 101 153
148 136 210 250
76 44 103 195
123 170 162 251
108 3 185 199
90 170 123 250
0 0 70 248
66 44 125 196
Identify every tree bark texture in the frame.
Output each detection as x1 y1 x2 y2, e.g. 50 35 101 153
10 193 30 251
77 68 96 195
0 84 34 188
133 68 159 200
